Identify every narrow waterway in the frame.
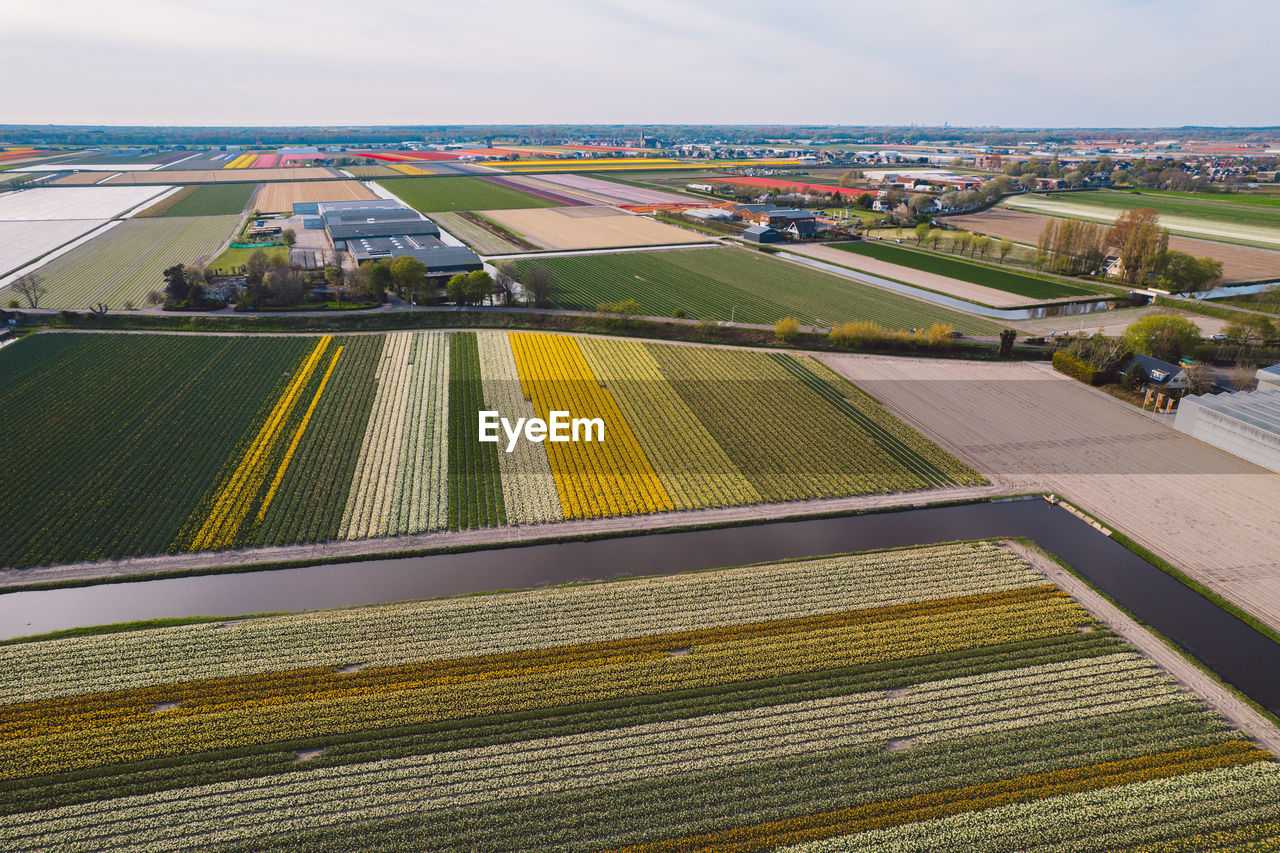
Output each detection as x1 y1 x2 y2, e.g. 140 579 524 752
4 498 1280 715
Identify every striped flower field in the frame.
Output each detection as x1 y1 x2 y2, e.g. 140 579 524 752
0 330 983 568
2 541 1278 851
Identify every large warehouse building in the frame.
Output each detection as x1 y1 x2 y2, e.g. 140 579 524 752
1173 382 1280 474
318 200 482 282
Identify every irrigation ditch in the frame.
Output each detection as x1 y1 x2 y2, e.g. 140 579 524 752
3 496 1280 721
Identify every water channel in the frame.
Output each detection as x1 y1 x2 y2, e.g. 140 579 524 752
4 498 1280 716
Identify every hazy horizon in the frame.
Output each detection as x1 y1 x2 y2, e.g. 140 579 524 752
4 0 1276 127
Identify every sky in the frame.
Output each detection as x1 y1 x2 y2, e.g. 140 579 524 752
2 0 1276 127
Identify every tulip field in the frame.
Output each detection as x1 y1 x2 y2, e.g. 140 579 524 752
2 540 1278 851
0 330 981 567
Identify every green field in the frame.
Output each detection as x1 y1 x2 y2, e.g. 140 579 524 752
207 243 288 274
510 247 1005 334
0 215 239 309
830 241 1096 301
0 330 979 568
138 183 256 217
1051 190 1280 228
374 176 563 212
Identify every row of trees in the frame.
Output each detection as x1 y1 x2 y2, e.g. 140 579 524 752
1034 207 1223 291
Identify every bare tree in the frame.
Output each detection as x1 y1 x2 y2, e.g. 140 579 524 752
493 262 517 306
89 303 109 319
523 264 555 308
12 272 47 308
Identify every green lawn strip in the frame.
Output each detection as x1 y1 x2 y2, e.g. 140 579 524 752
511 247 1002 334
140 184 257 217
0 333 310 567
767 353 955 488
216 707 1235 853
374 176 562 213
253 335 385 546
1061 190 1280 227
208 243 288 274
0 632 1117 817
448 332 505 529
829 240 1095 300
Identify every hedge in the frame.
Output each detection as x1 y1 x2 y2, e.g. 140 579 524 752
1052 349 1108 385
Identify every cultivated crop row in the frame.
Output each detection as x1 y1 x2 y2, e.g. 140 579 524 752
0 542 1038 702
0 215 239 309
510 247 1004 334
4 543 1278 851
2 330 979 568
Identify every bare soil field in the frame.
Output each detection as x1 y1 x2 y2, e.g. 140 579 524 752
477 206 708 250
107 167 342 185
819 354 1280 633
784 243 1039 308
51 172 117 186
253 181 376 213
951 208 1280 282
516 174 695 206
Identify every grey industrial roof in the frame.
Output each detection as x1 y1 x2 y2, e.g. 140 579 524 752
329 218 440 241
1259 364 1280 378
1184 388 1280 435
765 208 817 220
350 236 481 272
316 199 406 214
743 225 777 235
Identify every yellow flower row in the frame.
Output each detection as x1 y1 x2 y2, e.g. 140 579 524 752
184 336 332 551
0 590 1084 779
509 332 672 519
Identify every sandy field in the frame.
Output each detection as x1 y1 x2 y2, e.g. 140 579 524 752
51 172 118 186
998 196 1280 253
254 181 376 213
783 243 1038 308
950 208 1280 283
107 167 341 185
820 354 1280 633
516 174 694 206
477 206 707 250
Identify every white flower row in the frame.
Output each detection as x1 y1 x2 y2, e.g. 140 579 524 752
476 331 562 526
0 543 1044 703
0 653 1189 852
777 763 1280 853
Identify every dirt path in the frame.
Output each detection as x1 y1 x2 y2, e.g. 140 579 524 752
0 484 1006 588
1005 539 1280 755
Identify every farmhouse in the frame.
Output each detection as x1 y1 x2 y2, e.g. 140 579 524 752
1174 388 1280 474
1126 354 1189 391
